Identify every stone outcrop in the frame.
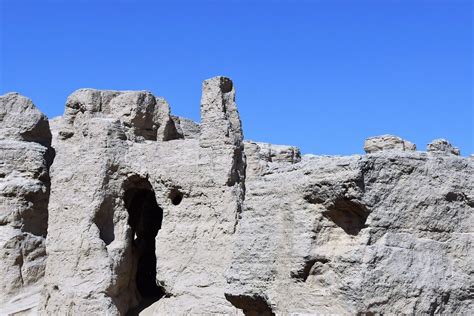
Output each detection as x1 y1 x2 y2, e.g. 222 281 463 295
0 78 472 315
427 138 461 156
364 134 416 153
0 93 51 146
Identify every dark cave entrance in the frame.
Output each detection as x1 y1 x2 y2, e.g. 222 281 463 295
124 184 165 313
323 197 369 236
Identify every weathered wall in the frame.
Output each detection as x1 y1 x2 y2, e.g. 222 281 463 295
0 77 472 315
227 143 473 315
0 93 53 315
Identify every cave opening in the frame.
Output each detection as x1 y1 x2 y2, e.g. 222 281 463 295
124 184 165 313
168 188 183 206
323 197 369 236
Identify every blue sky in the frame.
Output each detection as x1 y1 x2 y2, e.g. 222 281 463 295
1 0 472 155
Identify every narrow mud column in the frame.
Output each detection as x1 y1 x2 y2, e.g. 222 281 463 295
199 76 245 186
200 76 242 148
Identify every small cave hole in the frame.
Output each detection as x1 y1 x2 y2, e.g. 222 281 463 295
124 185 165 313
169 188 183 206
445 191 466 203
220 77 234 93
323 197 369 236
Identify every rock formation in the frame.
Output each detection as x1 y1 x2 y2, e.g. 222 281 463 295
364 134 416 153
427 138 461 156
0 77 472 315
0 93 53 314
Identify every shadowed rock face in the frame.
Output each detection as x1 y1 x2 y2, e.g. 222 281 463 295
322 197 370 236
124 184 165 313
0 78 472 315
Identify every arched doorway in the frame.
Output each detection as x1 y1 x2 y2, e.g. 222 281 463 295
124 181 165 313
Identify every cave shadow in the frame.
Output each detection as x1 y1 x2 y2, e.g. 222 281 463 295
124 185 165 315
323 197 369 236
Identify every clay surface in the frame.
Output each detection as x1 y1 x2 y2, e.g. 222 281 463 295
0 78 472 315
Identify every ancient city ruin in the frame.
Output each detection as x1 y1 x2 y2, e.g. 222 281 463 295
0 77 472 315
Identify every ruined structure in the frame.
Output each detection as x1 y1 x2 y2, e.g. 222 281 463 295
0 77 472 315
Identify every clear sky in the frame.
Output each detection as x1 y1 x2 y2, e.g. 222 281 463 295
1 0 472 155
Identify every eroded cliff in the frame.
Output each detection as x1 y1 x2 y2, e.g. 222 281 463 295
0 77 472 315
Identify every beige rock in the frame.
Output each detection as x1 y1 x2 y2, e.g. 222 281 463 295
38 76 245 315
227 151 473 314
364 134 416 153
154 98 181 141
427 138 461 155
0 93 52 315
171 116 200 140
244 141 301 177
0 79 472 316
62 89 182 142
200 76 242 148
0 93 51 146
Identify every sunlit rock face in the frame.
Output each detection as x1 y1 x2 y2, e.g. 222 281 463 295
0 78 472 315
0 93 53 315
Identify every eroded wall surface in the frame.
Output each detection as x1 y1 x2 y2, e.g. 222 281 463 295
227 143 473 314
0 93 53 315
0 77 472 315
